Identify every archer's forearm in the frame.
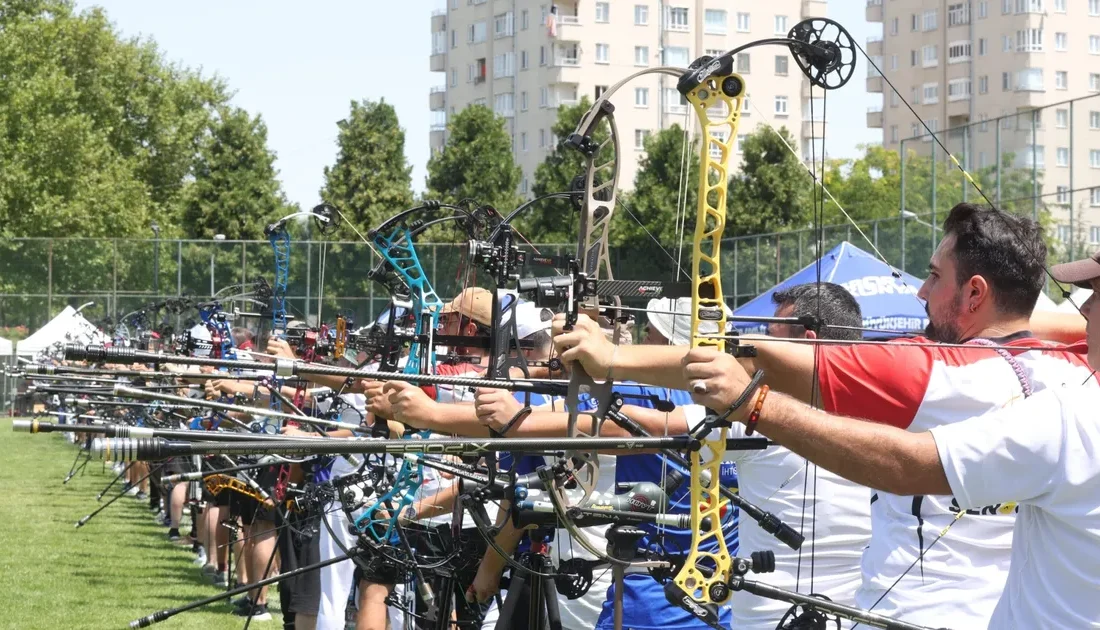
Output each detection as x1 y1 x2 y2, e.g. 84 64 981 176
740 336 817 403
610 345 692 389
1030 310 1087 344
413 482 459 520
418 403 493 437
748 393 949 496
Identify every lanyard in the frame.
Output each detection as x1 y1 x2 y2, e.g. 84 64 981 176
965 338 1034 398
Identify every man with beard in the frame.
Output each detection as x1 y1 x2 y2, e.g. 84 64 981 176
549 203 1098 628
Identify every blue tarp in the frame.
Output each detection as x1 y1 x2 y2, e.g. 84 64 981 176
732 242 929 337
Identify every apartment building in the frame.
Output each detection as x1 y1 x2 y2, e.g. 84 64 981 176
867 0 1100 244
430 0 828 198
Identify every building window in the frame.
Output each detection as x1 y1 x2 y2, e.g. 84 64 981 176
1058 186 1071 204
1003 0 1012 14
1056 33 1068 51
469 21 487 43
520 91 528 111
1058 225 1073 243
737 53 751 74
595 43 610 64
450 29 457 48
737 12 751 32
1016 0 1044 12
1092 150 1100 168
1017 67 1044 91
1092 0 1100 16
521 9 529 29
923 82 940 104
1018 145 1044 167
948 3 969 26
1056 109 1069 128
922 45 938 67
634 129 651 150
493 52 515 78
1091 36 1100 55
775 95 788 115
891 91 900 107
1092 226 1100 244
911 14 919 31
595 2 609 23
635 46 649 66
664 46 690 66
493 12 514 38
1003 35 1012 52
1093 188 1100 207
708 129 729 159
1003 72 1012 91
775 15 788 34
520 132 528 151
705 9 728 34
1016 28 1044 52
635 87 649 107
890 125 899 143
1056 71 1068 89
595 85 608 99
1057 147 1070 166
773 56 789 76
911 85 920 104
979 1 989 17
979 75 989 93
635 5 648 25
539 129 545 148
948 41 972 63
1091 111 1100 129
911 50 918 66
666 7 689 31
1092 74 1100 92
923 9 937 31
540 46 546 66
948 78 971 101
450 68 457 86
1054 0 1066 11
737 134 748 153
539 87 548 107
890 17 899 35
890 54 898 71
979 38 987 56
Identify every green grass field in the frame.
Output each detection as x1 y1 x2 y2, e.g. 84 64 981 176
0 418 284 629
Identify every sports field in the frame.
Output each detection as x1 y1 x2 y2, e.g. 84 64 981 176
0 418 283 629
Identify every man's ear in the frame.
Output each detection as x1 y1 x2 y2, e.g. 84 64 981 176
968 275 990 305
463 321 479 336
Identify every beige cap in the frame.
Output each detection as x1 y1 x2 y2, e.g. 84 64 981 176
440 287 494 327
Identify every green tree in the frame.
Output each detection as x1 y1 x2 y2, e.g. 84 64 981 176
726 126 813 237
320 99 414 235
180 106 294 240
0 0 229 238
426 105 522 213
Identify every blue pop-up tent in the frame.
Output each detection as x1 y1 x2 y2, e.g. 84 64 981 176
732 241 929 337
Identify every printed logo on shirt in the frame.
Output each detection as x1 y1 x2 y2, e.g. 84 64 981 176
948 497 1019 516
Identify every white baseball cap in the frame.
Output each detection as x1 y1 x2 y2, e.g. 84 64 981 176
514 301 553 340
645 297 732 346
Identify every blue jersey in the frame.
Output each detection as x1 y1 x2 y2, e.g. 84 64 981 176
579 383 739 630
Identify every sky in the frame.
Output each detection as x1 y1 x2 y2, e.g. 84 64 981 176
75 0 882 211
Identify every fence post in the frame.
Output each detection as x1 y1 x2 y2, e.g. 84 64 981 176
931 142 937 249
113 240 118 318
961 125 968 203
177 241 182 333
1070 99 1075 259
754 236 760 296
900 140 906 273
47 240 53 317
1032 109 1038 221
306 241 313 325
732 240 738 305
995 121 1002 204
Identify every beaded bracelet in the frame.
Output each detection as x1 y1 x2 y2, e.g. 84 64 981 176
745 385 770 436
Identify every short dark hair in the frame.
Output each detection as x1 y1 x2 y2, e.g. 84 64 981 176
941 203 1045 317
772 282 862 341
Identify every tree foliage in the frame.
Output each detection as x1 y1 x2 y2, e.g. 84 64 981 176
725 126 813 237
425 105 522 213
181 107 294 240
320 99 414 235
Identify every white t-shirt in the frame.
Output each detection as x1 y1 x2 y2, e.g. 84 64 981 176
931 383 1100 629
684 405 871 630
817 335 1097 627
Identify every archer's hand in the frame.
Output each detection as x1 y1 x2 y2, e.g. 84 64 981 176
385 381 438 429
474 388 523 433
280 425 311 438
681 347 752 414
364 381 393 419
266 338 297 360
550 313 615 377
204 380 222 398
466 551 506 604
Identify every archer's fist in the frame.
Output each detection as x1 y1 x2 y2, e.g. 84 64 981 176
550 313 615 378
364 380 393 419
681 347 751 412
385 381 437 429
474 387 523 433
266 338 297 360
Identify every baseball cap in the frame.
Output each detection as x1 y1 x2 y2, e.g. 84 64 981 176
514 302 553 340
646 297 732 346
1052 250 1100 289
440 287 494 327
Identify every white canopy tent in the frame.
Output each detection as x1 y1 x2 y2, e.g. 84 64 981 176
0 336 11 356
16 305 105 357
1033 291 1060 313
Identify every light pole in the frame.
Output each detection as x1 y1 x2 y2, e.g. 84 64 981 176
211 234 225 296
151 222 160 296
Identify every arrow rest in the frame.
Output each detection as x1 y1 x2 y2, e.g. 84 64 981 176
775 599 841 630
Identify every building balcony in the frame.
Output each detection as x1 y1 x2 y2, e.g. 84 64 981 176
553 15 583 39
867 75 883 93
429 86 445 111
803 0 827 18
431 9 446 33
867 35 883 57
803 119 827 138
430 128 446 152
430 52 446 72
866 0 883 22
547 57 582 82
867 105 883 128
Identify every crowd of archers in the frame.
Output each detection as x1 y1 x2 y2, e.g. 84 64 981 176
11 17 1100 630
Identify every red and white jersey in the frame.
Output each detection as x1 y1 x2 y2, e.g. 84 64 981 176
432 361 481 403
816 332 1097 628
